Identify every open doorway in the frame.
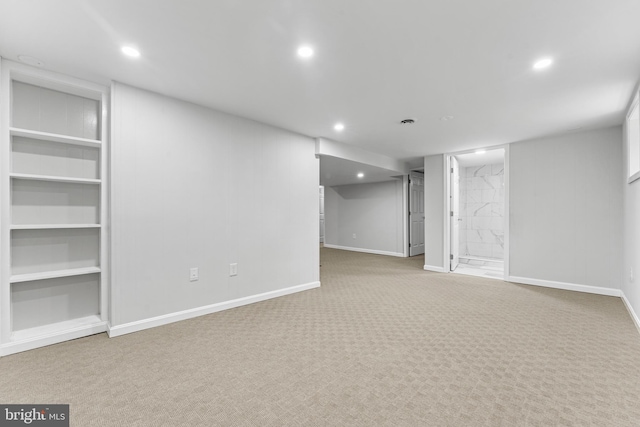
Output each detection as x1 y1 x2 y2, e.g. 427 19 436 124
449 148 507 279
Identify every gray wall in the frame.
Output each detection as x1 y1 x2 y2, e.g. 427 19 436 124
324 180 404 256
509 126 623 288
110 83 319 326
424 155 445 270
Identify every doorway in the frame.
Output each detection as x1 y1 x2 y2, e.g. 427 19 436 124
448 148 507 279
408 171 425 256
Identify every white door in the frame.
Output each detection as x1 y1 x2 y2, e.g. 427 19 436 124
409 171 425 256
319 186 325 243
450 157 460 270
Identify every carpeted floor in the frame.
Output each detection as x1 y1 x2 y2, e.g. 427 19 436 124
1 247 640 426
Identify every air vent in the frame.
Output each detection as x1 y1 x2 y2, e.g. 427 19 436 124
400 119 415 124
17 55 44 67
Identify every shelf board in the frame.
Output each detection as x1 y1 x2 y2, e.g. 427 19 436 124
10 267 101 283
10 127 101 148
10 173 101 185
11 224 101 230
11 315 104 343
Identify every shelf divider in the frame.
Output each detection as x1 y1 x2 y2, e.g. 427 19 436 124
10 267 101 283
10 127 101 148
11 224 101 230
10 173 101 185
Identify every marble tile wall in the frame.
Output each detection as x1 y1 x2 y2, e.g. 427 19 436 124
458 163 504 260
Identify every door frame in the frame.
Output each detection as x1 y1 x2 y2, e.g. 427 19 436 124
450 156 460 271
443 144 510 280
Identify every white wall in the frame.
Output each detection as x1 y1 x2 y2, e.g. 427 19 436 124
324 180 404 256
110 83 319 327
423 155 445 271
622 117 640 327
509 126 623 290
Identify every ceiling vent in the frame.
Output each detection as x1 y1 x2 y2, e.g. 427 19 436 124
400 119 415 124
17 55 44 67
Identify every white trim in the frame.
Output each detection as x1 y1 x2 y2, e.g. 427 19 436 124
108 81 117 326
621 291 640 335
424 265 446 273
626 90 640 182
503 144 510 280
322 244 405 258
0 321 107 357
402 174 409 257
443 155 450 271
507 276 621 297
107 281 320 338
0 58 11 346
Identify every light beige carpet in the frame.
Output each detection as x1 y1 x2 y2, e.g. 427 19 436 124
1 247 639 426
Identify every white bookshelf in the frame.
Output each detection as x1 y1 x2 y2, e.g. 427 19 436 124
0 60 109 356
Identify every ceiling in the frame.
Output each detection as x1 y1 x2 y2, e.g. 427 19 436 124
1 0 639 174
320 156 402 187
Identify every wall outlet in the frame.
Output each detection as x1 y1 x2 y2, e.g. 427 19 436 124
230 263 238 277
189 267 199 282
352 233 356 239
631 268 634 283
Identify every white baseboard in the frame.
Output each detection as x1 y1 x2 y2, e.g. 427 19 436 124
323 244 405 258
507 276 621 297
0 322 108 357
621 291 640 335
424 265 446 273
108 281 321 338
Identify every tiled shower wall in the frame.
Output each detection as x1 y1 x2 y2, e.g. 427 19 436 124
459 163 504 259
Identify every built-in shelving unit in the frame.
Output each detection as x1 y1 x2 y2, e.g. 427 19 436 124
0 60 109 356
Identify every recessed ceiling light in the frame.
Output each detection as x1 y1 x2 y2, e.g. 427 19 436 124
297 46 314 58
17 55 44 67
440 116 454 121
121 46 141 58
533 58 553 70
334 123 345 131
475 149 486 155
357 172 364 178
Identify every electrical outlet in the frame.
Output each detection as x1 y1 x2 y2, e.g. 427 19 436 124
352 233 356 239
631 268 634 283
190 267 199 282
230 263 238 277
